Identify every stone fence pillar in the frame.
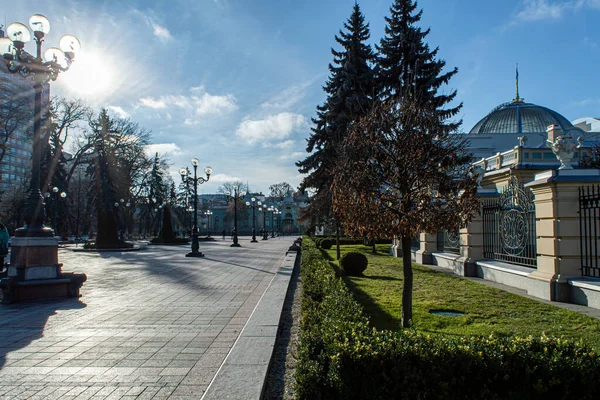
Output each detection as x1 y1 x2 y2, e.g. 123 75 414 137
526 169 600 301
415 232 436 264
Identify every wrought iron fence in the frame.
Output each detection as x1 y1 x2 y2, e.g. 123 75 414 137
579 185 600 278
411 236 420 249
482 175 537 268
437 230 460 255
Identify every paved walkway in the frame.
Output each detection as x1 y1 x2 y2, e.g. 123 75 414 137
0 236 292 399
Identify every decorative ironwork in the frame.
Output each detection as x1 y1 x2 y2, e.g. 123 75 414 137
483 175 537 267
579 185 600 278
410 236 420 249
437 230 460 255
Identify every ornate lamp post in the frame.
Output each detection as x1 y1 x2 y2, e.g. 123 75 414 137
227 185 247 247
204 210 213 238
0 15 85 303
113 199 131 243
274 209 282 236
245 198 261 243
261 205 269 240
180 159 211 257
269 206 277 238
179 167 193 237
43 186 67 235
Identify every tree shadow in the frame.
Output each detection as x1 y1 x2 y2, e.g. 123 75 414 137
329 261 401 332
0 298 86 369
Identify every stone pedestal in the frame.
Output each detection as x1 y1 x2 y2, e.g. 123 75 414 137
415 233 436 265
526 169 600 301
0 236 86 304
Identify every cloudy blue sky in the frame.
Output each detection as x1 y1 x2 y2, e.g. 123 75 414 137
6 0 600 193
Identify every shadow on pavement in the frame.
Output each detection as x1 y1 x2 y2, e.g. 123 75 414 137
0 299 86 369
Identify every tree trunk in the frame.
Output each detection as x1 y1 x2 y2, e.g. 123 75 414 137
336 225 341 260
401 234 413 328
372 238 376 254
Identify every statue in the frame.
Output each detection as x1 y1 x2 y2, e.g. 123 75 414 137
547 135 577 170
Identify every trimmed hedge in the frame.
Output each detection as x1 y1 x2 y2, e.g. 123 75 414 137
296 238 600 399
340 251 368 276
320 239 334 250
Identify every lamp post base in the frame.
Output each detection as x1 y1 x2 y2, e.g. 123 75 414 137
230 243 241 247
251 239 258 243
186 251 205 257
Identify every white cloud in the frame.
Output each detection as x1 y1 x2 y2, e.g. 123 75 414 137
209 173 242 183
260 80 314 111
107 105 130 119
140 97 167 109
279 151 305 161
516 0 566 21
145 143 183 157
152 24 172 41
571 98 600 106
138 86 237 123
236 113 306 144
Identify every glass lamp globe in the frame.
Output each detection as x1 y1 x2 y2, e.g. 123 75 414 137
191 158 199 167
179 167 187 176
233 184 238 190
0 38 14 56
52 186 59 193
251 197 256 202
29 14 51 34
59 34 81 58
257 201 262 206
246 202 250 206
44 47 67 67
114 202 119 207
126 202 131 207
241 190 247 196
204 166 212 176
60 192 67 198
7 23 31 45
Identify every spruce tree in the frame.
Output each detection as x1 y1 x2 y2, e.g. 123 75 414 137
376 0 461 130
297 2 376 233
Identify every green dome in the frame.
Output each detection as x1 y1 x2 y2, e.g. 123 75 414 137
469 100 581 134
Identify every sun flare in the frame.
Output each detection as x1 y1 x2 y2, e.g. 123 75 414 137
61 51 114 97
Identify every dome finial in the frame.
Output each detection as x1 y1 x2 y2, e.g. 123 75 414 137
513 63 523 103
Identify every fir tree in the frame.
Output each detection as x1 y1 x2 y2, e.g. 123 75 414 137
297 2 376 239
376 0 461 130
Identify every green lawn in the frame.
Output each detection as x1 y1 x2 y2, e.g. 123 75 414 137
325 244 600 350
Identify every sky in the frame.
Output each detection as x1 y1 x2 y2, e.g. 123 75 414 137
5 0 600 194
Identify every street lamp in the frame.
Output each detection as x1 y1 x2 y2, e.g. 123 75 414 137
180 159 211 257
274 209 282 236
179 167 193 237
113 199 131 243
1 15 80 237
260 204 269 240
204 210 213 238
226 185 247 247
245 198 261 243
269 206 277 238
43 186 67 236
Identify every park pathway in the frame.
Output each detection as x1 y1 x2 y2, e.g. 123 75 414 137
0 236 291 399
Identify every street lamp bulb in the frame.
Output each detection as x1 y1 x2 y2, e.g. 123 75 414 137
52 186 59 193
29 14 51 35
240 190 247 196
44 192 50 198
233 185 238 190
120 198 125 203
204 166 212 176
191 158 199 167
126 202 131 207
251 197 256 202
60 192 67 198
44 47 67 67
179 167 187 177
7 22 32 44
114 202 119 207
0 38 14 56
246 201 250 206
59 34 81 58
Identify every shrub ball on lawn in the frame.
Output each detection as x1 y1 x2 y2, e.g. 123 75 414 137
340 251 368 276
320 239 334 250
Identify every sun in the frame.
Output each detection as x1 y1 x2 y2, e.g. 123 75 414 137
61 51 114 97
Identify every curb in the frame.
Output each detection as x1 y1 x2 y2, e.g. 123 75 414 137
202 249 300 400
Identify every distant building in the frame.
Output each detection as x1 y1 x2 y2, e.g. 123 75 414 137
0 26 50 192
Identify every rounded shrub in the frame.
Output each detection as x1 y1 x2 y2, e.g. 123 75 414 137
320 239 334 250
340 251 368 276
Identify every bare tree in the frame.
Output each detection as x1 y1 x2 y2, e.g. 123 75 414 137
0 91 33 165
332 100 479 328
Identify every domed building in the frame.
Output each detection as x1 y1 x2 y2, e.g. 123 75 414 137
463 95 596 160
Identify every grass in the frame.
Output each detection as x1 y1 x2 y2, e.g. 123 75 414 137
325 244 600 350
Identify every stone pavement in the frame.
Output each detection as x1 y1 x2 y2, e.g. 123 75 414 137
0 236 293 399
